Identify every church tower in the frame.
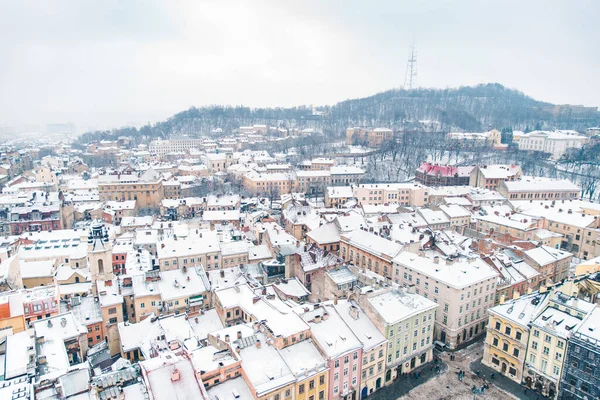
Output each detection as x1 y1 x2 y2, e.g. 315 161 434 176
88 221 113 292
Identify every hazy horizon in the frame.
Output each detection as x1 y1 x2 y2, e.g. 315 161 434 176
1 0 598 133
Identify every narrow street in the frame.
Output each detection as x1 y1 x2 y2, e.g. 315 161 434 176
370 341 531 400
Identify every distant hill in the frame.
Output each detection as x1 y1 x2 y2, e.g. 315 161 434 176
76 83 599 144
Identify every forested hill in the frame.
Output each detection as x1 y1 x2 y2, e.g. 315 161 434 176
76 83 599 144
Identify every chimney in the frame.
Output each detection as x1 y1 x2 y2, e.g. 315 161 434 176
314 314 322 323
255 340 262 349
333 295 338 305
225 334 230 343
171 369 181 382
105 280 113 287
237 331 242 340
499 294 506 305
540 285 547 293
323 312 329 321
527 287 533 295
349 306 360 320
407 284 416 294
513 291 520 300
446 258 454 266
252 296 260 304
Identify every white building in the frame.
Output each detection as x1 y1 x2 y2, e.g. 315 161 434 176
393 253 499 348
517 130 588 160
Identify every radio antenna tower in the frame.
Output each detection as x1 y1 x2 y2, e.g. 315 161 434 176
403 43 417 90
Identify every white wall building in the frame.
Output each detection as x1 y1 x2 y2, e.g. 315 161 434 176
517 130 588 160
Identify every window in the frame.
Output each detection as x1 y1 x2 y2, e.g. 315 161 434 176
533 329 539 338
299 384 305 394
109 317 117 324
515 331 522 341
343 368 348 377
532 341 538 350
504 326 511 336
493 337 499 347
529 354 536 364
544 334 551 343
557 340 564 349
502 343 509 352
140 303 145 308
319 375 325 385
555 352 562 361
335 360 339 368
495 321 501 330
543 346 550 356
344 355 349 364
434 286 439 294
540 359 548 372
513 348 519 357
334 372 339 381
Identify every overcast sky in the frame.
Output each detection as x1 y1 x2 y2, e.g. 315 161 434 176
0 0 598 132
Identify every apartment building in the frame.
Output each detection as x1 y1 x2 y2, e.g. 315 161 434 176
98 169 164 209
353 183 429 207
148 136 205 156
295 170 331 194
325 186 354 208
439 204 471 227
475 211 544 241
357 287 438 384
243 171 295 196
393 253 499 348
330 166 365 186
511 199 600 260
157 230 221 271
340 229 404 281
301 304 364 400
334 300 387 397
524 291 595 398
497 177 580 201
469 165 522 190
131 267 210 322
558 307 600 399
521 246 572 285
483 291 550 384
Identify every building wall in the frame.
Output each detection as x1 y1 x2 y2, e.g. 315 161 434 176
99 181 164 209
326 349 362 400
483 313 529 383
523 325 566 396
360 344 386 396
394 260 497 349
559 334 600 400
295 371 329 400
340 240 394 281
353 185 428 207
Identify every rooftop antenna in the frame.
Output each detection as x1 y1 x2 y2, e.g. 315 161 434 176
404 42 417 90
